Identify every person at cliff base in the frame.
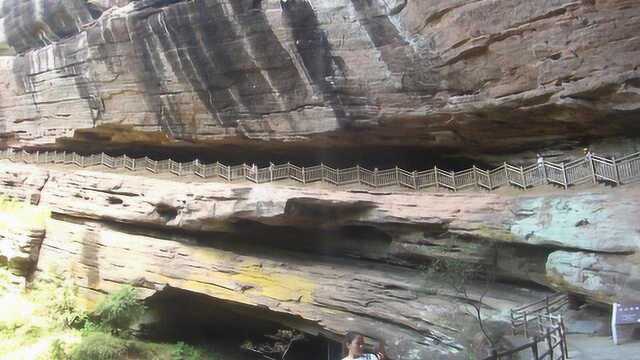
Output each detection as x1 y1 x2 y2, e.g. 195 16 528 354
342 332 386 360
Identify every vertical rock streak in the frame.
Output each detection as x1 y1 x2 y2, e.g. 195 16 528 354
350 0 437 93
281 0 350 127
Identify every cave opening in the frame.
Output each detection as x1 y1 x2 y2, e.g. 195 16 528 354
140 287 342 360
38 134 492 171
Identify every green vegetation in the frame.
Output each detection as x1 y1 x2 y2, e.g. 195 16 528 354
171 341 210 360
68 332 138 360
0 268 219 360
31 272 86 329
92 285 146 336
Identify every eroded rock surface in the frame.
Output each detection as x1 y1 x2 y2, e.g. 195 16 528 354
0 201 48 277
1 161 639 357
0 0 639 151
39 217 519 359
546 251 640 304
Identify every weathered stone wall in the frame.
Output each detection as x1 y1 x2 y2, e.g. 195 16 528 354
1 0 639 151
0 161 638 357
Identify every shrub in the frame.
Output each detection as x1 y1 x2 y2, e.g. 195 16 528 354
52 280 86 328
32 272 86 328
92 286 145 335
68 332 140 360
171 341 204 360
49 339 68 360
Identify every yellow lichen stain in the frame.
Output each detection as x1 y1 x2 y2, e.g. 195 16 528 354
0 198 50 230
177 246 316 303
179 279 254 305
474 225 516 242
187 245 227 264
231 264 316 303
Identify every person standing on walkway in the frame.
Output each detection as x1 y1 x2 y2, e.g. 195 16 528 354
536 153 547 183
342 332 386 360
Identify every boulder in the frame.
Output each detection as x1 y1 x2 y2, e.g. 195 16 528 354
546 251 640 304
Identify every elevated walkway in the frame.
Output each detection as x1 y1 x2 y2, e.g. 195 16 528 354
1 149 639 192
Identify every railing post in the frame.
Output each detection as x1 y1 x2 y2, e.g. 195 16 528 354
374 168 379 188
546 329 554 360
531 337 539 360
434 166 439 191
541 159 548 184
589 156 597 184
356 165 361 184
488 168 493 190
269 162 274 182
561 162 568 190
302 166 306 184
452 170 457 192
524 313 529 338
560 317 569 359
395 166 399 185
504 162 509 184
472 165 478 190
546 296 550 315
521 166 526 190
413 170 417 190
320 163 325 183
612 156 621 185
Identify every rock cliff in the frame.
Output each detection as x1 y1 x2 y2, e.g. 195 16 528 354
0 161 638 358
1 1 639 356
1 0 639 152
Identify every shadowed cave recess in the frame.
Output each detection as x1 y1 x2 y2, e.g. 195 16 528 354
140 287 342 360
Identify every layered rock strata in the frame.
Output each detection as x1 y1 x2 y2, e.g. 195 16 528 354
0 0 639 151
0 161 638 357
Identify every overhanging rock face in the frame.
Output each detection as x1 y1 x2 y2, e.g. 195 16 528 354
0 0 639 150
1 162 639 357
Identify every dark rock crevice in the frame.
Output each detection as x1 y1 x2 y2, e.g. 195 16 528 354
142 286 342 359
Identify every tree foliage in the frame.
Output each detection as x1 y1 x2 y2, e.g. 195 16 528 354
92 285 145 335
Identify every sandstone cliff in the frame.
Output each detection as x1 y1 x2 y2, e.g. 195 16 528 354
1 0 639 152
0 161 638 358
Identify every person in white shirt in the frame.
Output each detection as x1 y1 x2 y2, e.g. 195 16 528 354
342 332 386 360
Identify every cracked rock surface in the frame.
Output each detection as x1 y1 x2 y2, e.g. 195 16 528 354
0 161 638 357
0 0 639 151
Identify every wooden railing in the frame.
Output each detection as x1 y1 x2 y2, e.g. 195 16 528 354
483 315 569 360
2 149 639 191
511 293 569 337
481 294 570 360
